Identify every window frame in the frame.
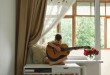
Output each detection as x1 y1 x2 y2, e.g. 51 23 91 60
44 0 110 50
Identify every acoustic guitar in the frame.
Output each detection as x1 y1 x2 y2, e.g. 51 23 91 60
46 43 90 61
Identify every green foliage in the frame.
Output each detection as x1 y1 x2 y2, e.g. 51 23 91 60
76 17 95 47
60 19 72 46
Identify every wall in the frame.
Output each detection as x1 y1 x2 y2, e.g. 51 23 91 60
0 0 15 75
101 50 110 75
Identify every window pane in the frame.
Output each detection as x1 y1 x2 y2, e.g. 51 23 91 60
60 19 72 46
46 5 59 15
44 26 56 43
100 17 104 48
77 2 90 15
76 17 95 47
106 3 110 16
91 3 95 15
100 3 105 16
65 7 72 15
107 18 110 48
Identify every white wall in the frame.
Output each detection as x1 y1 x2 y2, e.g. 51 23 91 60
0 0 15 75
101 50 110 75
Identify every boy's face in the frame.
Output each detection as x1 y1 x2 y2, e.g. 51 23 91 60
55 39 61 45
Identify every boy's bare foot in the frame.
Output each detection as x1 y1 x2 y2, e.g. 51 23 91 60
44 57 55 65
49 61 55 65
44 57 50 64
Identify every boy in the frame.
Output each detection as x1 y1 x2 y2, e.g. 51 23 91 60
44 33 91 65
44 33 67 65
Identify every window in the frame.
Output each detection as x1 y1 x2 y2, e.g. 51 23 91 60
107 18 110 48
100 17 104 48
77 2 90 15
44 26 57 43
76 17 95 47
44 0 110 53
100 3 105 16
65 7 72 15
106 3 110 16
60 19 72 46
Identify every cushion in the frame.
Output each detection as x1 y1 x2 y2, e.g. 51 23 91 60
31 44 46 64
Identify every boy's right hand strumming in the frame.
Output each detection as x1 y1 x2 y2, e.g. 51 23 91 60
55 46 61 51
48 42 61 51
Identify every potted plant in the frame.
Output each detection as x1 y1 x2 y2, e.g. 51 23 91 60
84 47 99 60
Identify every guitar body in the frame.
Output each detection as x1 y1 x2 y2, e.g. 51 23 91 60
46 44 70 61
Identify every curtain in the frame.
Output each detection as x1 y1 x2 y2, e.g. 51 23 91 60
41 0 76 38
15 0 47 75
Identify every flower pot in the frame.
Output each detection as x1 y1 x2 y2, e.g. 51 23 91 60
86 55 95 60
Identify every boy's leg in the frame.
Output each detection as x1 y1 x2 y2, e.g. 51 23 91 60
44 56 67 65
49 56 67 65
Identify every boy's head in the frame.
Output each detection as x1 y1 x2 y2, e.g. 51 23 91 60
55 34 62 41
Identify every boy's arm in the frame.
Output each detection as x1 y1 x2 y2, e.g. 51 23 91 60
48 42 61 51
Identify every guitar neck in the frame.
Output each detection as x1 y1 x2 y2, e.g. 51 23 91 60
61 46 84 51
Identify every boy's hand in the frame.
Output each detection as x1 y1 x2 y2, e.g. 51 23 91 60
55 46 61 51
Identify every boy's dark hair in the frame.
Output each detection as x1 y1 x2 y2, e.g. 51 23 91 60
55 34 62 41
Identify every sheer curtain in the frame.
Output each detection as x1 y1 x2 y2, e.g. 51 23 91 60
41 0 76 38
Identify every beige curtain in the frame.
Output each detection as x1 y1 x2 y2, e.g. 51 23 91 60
15 0 47 75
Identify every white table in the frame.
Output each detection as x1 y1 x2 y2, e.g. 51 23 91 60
24 63 81 75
